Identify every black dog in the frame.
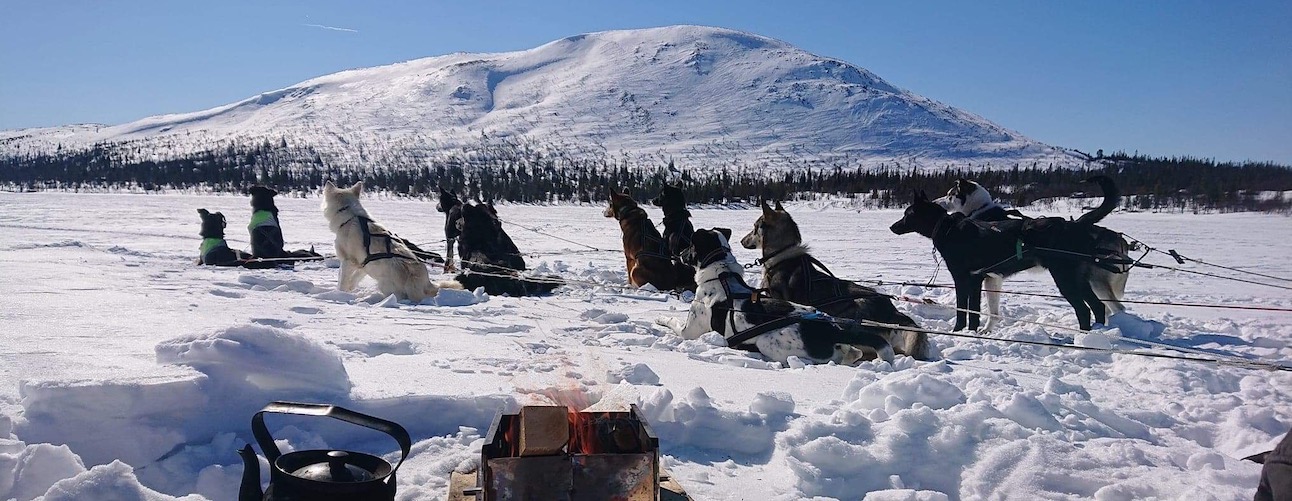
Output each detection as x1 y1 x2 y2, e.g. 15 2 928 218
652 184 695 260
435 187 464 271
247 186 322 265
889 176 1127 331
453 202 562 296
196 209 275 269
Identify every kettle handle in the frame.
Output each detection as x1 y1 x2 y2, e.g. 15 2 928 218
251 401 412 480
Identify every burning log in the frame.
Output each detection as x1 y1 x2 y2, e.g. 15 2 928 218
448 404 690 500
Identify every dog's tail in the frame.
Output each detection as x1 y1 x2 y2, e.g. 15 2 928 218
1075 175 1119 226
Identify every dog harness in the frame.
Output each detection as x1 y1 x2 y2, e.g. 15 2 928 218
199 238 229 262
247 210 279 232
760 247 886 310
705 268 808 350
335 207 426 266
616 206 673 260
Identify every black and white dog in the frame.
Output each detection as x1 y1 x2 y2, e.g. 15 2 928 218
937 177 1130 327
658 228 895 366
890 176 1129 331
435 187 464 272
651 184 695 260
247 186 321 264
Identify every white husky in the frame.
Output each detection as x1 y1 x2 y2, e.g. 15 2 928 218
322 181 460 303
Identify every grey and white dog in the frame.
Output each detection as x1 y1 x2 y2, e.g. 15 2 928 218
658 228 895 366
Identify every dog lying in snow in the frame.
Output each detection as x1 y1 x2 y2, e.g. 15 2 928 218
935 177 1132 328
246 186 322 265
604 188 696 292
889 176 1130 331
657 228 895 366
740 200 930 359
322 181 459 303
453 201 563 296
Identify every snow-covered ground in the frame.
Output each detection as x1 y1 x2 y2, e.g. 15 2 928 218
0 191 1288 500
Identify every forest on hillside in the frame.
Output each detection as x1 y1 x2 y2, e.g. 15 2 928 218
2 136 1290 212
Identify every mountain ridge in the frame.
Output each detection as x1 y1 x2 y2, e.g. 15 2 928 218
1 25 1080 169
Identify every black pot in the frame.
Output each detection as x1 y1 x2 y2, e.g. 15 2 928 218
239 402 411 501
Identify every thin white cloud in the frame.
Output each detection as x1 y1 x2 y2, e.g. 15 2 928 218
303 23 358 34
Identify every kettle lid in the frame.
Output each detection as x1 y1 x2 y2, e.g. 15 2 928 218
291 451 376 483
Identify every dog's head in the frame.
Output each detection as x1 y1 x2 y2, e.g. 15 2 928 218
249 186 279 213
436 188 462 213
681 227 734 269
197 208 227 238
890 190 947 238
741 200 801 250
322 181 363 219
457 201 503 235
651 184 686 211
603 188 640 219
944 178 992 216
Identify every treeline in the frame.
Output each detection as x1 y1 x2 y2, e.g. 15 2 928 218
2 137 1290 212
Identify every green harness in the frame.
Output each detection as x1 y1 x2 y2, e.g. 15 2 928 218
248 210 279 231
200 237 227 257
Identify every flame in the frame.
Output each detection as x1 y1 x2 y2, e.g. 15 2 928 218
502 416 520 457
539 387 607 455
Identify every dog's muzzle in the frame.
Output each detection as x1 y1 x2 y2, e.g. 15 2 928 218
889 221 910 235
679 246 698 266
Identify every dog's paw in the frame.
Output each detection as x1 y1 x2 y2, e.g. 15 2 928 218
654 317 682 332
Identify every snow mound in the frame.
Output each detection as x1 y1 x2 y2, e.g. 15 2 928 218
156 324 352 398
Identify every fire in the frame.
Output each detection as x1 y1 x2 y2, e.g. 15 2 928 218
502 416 520 457
538 386 606 455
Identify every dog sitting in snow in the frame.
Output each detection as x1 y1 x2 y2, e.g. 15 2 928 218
936 177 1131 327
658 228 894 366
195 209 276 268
604 188 696 292
453 201 563 296
651 184 695 260
246 186 322 265
435 187 464 271
322 181 459 303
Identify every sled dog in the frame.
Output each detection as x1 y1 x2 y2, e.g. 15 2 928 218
659 228 894 366
322 181 459 303
741 201 930 359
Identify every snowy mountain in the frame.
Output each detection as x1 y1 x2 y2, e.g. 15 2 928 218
0 25 1078 169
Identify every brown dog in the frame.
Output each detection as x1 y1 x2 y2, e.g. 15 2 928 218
604 188 697 292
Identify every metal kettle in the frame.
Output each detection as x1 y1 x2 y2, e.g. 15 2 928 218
238 401 410 501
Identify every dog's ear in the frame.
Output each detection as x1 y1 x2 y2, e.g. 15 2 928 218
918 190 930 202
351 181 364 195
912 190 923 203
774 200 785 212
621 187 630 195
324 181 337 194
760 199 773 215
715 227 732 239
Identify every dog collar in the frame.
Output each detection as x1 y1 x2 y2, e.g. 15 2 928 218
750 244 795 268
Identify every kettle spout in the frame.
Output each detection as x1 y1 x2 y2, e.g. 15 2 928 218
238 444 263 501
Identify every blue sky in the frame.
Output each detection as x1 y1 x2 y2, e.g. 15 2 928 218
2 0 1289 163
